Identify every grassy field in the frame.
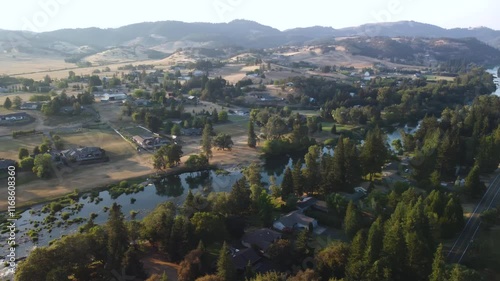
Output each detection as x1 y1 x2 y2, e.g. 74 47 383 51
0 134 45 160
215 115 250 137
121 126 154 138
60 128 137 160
425 75 455 82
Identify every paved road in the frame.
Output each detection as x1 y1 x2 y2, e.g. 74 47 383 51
447 173 500 264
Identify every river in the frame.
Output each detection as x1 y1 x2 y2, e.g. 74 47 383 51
487 66 500 97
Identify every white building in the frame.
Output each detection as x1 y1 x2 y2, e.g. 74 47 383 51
101 93 128 101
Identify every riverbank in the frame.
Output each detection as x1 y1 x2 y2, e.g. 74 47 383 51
0 131 260 211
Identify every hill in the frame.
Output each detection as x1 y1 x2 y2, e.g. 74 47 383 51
0 20 499 67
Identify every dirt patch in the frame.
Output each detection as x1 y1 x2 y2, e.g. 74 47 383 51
142 249 180 281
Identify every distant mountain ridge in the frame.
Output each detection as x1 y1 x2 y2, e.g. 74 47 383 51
1 20 499 65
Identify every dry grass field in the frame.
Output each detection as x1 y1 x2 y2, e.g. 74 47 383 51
0 128 154 210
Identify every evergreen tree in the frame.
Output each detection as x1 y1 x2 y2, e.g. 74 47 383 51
243 162 262 186
364 217 384 264
292 159 304 196
360 127 388 180
257 191 274 227
331 136 346 191
216 242 236 281
441 196 464 238
281 167 294 200
344 139 362 190
465 165 484 198
344 201 362 239
248 121 257 148
212 109 219 123
106 203 129 270
303 145 321 194
345 230 368 281
382 216 408 281
122 247 147 279
429 244 446 281
228 178 251 216
201 123 213 159
331 124 337 135
3 97 12 109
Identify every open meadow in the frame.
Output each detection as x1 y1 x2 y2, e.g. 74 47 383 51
0 128 153 210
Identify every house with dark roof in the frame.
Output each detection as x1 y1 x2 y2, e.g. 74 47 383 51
61 147 108 163
231 248 262 272
273 210 318 232
241 229 281 254
296 197 318 211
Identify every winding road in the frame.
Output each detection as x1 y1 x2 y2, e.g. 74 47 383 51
447 173 500 264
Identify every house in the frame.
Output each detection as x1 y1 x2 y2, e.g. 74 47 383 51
101 93 128 101
133 99 152 107
193 70 205 77
181 128 202 136
241 229 281 253
231 248 262 272
62 147 108 163
0 87 8 93
20 102 41 110
0 112 31 124
296 197 318 212
273 210 318 231
133 136 169 149
311 200 329 213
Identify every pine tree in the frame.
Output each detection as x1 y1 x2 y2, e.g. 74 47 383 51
465 165 484 198
248 121 257 148
344 140 362 190
228 178 251 216
281 167 294 200
345 230 367 281
382 216 407 281
3 97 12 109
216 242 236 281
360 127 388 180
344 201 362 239
331 136 346 191
122 247 147 279
303 145 320 194
331 124 337 135
292 159 304 196
429 244 446 281
364 217 383 264
106 203 129 270
201 123 213 159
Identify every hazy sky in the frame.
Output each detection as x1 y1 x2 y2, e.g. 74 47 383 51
1 0 499 32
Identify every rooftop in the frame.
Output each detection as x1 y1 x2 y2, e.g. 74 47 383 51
242 229 281 251
232 248 261 270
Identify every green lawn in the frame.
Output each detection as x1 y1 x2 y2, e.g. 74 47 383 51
425 75 455 82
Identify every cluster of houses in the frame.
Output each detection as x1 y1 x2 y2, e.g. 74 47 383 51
229 186 372 273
